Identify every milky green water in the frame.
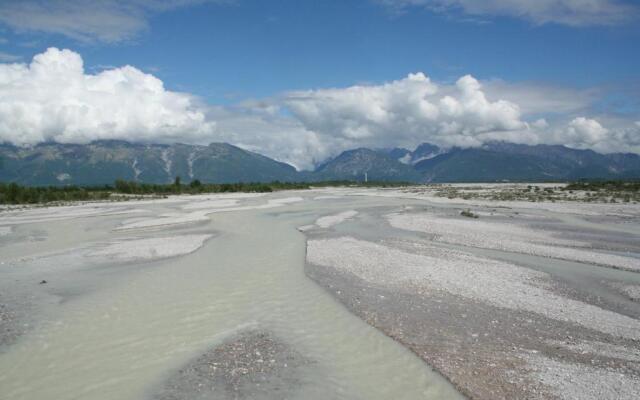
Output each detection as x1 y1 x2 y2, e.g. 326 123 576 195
0 194 463 400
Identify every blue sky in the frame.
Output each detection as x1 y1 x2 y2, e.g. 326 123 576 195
0 0 639 168
3 0 639 99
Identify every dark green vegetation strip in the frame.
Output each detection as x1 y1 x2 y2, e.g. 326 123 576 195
563 181 640 192
0 179 411 205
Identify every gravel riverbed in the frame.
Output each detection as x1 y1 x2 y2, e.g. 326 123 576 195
304 193 640 400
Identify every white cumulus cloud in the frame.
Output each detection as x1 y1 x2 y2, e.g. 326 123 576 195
564 117 610 146
205 105 325 170
482 80 598 115
537 117 640 154
0 48 215 146
284 72 528 150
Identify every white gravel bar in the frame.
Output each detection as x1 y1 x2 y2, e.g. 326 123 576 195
387 212 640 271
353 187 640 217
0 205 145 225
116 197 304 231
315 211 358 228
269 196 304 204
89 234 213 262
115 210 213 230
307 237 640 340
181 199 239 210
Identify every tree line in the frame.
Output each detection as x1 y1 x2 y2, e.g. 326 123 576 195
0 178 410 205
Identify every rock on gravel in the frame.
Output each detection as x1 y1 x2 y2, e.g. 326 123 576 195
611 283 640 302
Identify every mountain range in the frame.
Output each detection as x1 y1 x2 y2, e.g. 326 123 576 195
1 140 639 186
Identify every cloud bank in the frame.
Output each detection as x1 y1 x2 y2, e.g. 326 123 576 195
379 0 638 27
284 73 528 150
0 48 638 170
0 48 215 146
278 74 639 163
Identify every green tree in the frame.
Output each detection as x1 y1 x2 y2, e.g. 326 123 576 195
6 182 19 203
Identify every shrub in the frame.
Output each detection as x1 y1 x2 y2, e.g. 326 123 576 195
460 209 479 219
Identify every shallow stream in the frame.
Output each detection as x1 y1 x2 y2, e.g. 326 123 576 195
0 193 463 400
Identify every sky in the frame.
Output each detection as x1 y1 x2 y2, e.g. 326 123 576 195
0 0 639 169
